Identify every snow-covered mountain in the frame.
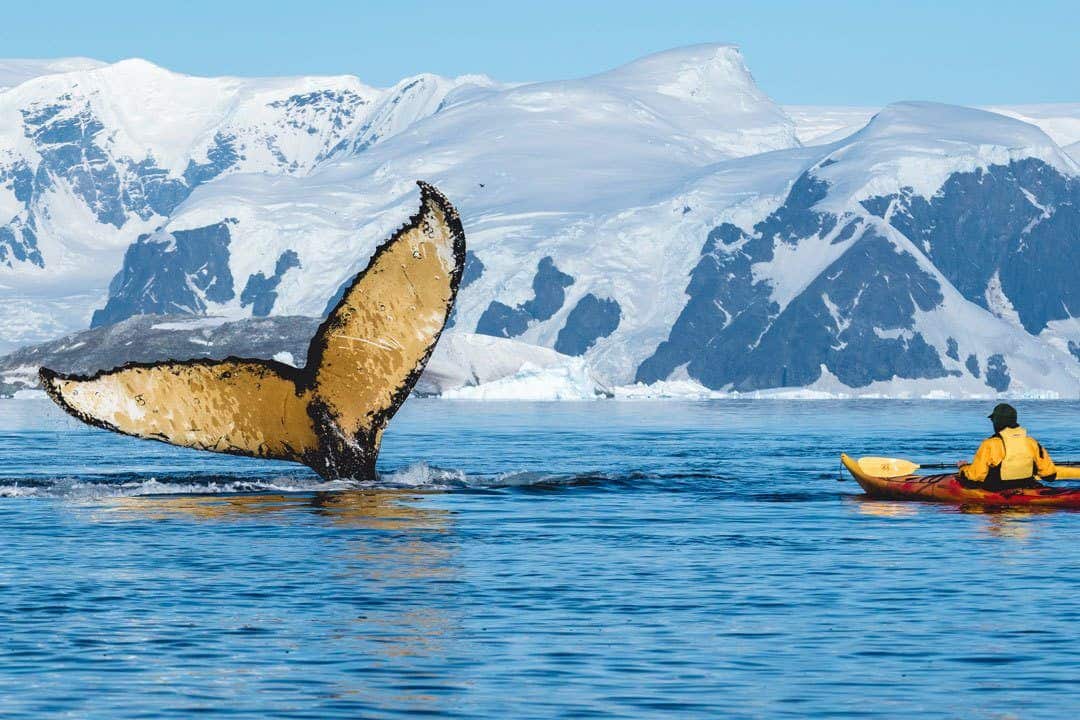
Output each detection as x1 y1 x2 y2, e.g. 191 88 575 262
639 103 1080 397
4 45 1080 398
0 58 492 349
83 45 801 376
787 103 1080 148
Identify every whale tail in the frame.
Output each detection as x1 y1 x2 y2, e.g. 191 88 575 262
40 181 466 479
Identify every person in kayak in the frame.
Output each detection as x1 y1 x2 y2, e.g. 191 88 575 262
958 403 1057 489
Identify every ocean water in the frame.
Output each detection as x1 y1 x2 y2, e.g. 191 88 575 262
1 396 1079 719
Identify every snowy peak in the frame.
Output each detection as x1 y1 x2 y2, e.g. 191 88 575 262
58 44 804 363
598 44 761 103
1 57 382 174
853 101 1072 165
0 57 446 349
549 43 799 159
335 72 499 155
813 101 1078 206
0 46 802 350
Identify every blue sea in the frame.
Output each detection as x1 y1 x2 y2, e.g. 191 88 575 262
1 396 1079 719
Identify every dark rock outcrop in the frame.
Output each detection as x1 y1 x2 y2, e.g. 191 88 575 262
638 169 948 390
476 256 574 338
555 294 621 356
862 158 1080 334
240 250 301 317
91 220 238 327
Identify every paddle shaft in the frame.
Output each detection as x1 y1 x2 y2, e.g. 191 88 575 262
919 460 1080 469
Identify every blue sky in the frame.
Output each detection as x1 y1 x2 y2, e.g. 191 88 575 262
2 0 1075 105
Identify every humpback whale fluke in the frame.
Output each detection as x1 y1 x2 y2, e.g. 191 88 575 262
40 181 466 480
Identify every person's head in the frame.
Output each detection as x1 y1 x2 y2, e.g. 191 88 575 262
988 403 1019 433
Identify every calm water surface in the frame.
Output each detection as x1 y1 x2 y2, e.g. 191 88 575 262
1 397 1079 719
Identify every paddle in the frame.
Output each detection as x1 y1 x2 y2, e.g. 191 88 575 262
906 460 1080 470
855 456 1080 480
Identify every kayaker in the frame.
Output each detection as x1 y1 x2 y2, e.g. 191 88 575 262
958 403 1057 489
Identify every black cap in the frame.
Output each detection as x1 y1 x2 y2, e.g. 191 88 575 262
988 403 1018 424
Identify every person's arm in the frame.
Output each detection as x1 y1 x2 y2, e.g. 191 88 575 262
960 438 997 482
1033 439 1057 480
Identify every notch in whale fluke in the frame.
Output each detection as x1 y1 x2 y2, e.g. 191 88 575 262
40 181 466 480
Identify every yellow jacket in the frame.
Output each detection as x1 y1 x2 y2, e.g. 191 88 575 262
961 426 1056 483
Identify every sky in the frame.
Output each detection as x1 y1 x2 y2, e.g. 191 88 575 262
0 0 1075 105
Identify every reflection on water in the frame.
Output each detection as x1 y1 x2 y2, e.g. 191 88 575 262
107 492 310 519
312 491 453 532
852 498 919 517
981 512 1034 541
960 505 1061 541
107 490 453 531
2 398 1080 718
852 496 1051 541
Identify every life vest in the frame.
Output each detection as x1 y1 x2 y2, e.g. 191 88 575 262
998 427 1036 481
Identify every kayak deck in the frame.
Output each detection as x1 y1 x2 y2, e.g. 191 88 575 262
840 454 1080 508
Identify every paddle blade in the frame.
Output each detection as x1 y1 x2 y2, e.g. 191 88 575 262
857 456 922 478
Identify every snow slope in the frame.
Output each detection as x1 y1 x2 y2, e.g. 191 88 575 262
982 104 1080 148
789 103 1080 148
0 57 105 90
807 102 1076 207
783 105 877 144
88 55 1080 397
1067 141 1080 163
0 58 492 350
